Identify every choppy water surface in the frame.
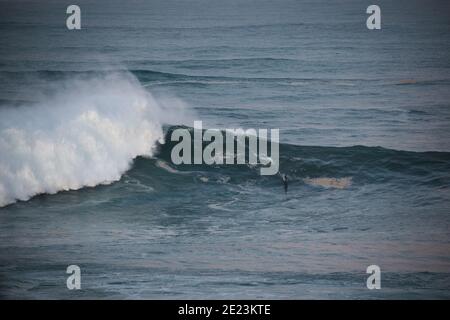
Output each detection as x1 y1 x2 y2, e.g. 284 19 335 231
0 0 449 298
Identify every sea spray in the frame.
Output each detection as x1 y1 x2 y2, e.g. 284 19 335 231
0 73 167 206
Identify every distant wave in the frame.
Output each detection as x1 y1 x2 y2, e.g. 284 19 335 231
76 22 308 32
3 69 450 87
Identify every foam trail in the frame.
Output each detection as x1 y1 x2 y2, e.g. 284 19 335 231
0 73 166 207
303 177 352 189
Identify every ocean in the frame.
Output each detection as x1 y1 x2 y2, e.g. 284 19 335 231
0 0 449 299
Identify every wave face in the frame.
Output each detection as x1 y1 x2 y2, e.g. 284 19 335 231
0 73 165 207
151 125 450 187
2 117 450 207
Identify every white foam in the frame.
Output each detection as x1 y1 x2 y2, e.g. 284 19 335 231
155 160 180 174
303 177 353 189
0 73 174 206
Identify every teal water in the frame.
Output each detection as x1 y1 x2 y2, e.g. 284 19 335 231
0 0 450 299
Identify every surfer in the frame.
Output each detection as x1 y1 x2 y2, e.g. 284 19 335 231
282 174 288 193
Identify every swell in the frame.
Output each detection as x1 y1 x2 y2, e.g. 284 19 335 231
3 69 449 87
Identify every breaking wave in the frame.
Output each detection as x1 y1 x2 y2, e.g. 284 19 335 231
0 73 171 207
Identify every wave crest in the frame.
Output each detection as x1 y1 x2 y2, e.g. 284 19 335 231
0 73 165 207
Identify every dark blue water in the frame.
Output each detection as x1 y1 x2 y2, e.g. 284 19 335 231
0 0 450 299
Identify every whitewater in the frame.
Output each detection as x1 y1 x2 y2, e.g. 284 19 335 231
0 74 166 207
